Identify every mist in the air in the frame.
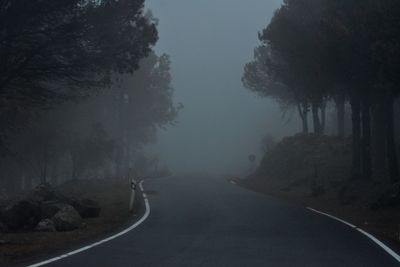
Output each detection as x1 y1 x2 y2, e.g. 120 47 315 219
145 0 298 175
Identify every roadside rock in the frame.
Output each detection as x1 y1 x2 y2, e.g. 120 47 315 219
52 205 82 231
0 200 41 231
40 201 63 219
0 183 102 233
35 219 56 232
71 199 101 218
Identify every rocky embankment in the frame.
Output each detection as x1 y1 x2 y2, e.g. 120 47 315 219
0 183 100 233
242 134 400 243
246 134 352 196
0 179 133 266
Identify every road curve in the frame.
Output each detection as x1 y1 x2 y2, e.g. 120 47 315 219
26 175 399 267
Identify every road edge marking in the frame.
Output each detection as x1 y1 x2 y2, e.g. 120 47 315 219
306 207 400 263
306 207 357 228
27 180 151 267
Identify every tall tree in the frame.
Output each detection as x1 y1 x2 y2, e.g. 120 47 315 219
0 0 158 150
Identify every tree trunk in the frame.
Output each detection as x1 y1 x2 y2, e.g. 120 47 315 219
5 169 21 193
51 158 59 186
297 103 309 134
25 175 33 190
320 100 327 134
41 146 48 184
115 88 129 179
6 175 16 193
122 142 131 179
71 153 78 180
386 93 399 183
350 94 361 180
115 145 124 179
335 94 346 138
312 101 321 134
361 93 372 180
371 99 387 179
302 114 309 134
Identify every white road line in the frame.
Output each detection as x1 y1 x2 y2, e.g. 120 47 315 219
230 180 237 185
307 207 400 263
306 207 357 228
357 228 400 262
27 181 151 267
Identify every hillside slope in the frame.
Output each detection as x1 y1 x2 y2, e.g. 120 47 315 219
242 134 400 243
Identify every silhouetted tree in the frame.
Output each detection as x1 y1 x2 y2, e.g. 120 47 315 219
244 0 400 183
0 0 157 150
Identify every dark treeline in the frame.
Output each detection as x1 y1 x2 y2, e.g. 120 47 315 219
0 1 179 192
243 0 400 184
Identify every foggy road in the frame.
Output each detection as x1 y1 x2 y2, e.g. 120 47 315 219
27 176 399 267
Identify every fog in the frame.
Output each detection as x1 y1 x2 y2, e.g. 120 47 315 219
146 0 297 174
3 2 400 264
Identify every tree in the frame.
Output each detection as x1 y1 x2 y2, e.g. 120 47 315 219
69 123 115 180
113 52 181 177
0 3 182 188
245 0 400 183
0 0 158 150
244 0 332 135
321 0 400 181
242 44 310 133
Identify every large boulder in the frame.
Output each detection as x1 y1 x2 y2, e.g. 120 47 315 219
52 205 82 231
0 183 103 233
35 219 56 232
40 201 63 219
71 199 101 218
0 200 41 231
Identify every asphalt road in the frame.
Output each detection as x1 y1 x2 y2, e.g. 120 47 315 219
29 175 399 267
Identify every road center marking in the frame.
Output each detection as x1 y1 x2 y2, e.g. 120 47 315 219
27 181 151 267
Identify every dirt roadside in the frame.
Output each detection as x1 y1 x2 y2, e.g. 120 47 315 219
0 179 143 267
237 178 400 249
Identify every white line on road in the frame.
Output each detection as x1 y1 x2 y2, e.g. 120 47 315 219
230 180 237 185
306 207 357 228
356 228 400 262
27 181 151 267
307 207 400 263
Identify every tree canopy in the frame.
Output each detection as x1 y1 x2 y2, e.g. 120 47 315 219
243 0 400 182
0 0 158 148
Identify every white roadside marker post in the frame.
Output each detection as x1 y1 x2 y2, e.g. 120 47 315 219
129 178 137 212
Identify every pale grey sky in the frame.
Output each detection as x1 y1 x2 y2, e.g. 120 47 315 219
145 0 299 174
